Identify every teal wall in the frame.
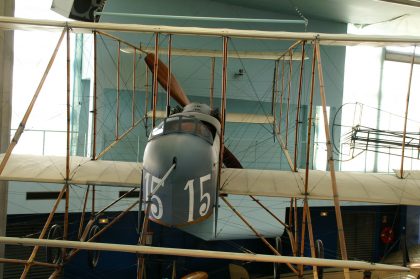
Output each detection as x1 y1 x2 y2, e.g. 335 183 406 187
92 0 347 170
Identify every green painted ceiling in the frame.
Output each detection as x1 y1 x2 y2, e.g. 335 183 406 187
210 0 420 25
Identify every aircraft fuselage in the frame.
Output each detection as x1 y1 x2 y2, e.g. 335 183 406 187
142 104 220 227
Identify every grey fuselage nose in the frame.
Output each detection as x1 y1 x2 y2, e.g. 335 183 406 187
142 114 219 226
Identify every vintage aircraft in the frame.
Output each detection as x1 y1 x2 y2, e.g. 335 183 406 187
142 102 220 226
141 52 245 227
1 15 420 278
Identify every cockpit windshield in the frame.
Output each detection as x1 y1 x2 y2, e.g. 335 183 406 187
149 115 214 144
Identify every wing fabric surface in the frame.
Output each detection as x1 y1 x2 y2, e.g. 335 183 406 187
220 168 420 206
2 153 420 205
0 154 141 187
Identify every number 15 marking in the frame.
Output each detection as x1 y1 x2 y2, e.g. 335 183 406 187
184 174 211 222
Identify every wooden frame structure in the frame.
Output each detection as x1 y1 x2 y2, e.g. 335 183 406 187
0 15 419 278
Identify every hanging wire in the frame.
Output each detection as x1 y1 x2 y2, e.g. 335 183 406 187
288 0 309 31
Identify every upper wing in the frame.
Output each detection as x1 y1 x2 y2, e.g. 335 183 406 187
0 154 141 187
220 168 420 206
1 16 420 47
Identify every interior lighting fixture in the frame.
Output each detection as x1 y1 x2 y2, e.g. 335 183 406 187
98 217 109 224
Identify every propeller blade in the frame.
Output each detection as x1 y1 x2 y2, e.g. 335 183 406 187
144 53 190 107
145 53 242 169
181 271 208 279
223 146 242 169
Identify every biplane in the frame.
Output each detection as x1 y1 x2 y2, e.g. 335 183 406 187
1 14 420 279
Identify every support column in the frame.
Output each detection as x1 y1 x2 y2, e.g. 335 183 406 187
0 1 14 278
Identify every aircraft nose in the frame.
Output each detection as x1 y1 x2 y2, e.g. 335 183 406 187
142 133 217 226
143 133 215 178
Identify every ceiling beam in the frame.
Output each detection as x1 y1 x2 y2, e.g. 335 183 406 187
1 16 420 46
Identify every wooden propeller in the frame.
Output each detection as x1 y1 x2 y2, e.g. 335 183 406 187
144 53 242 169
145 53 190 107
181 271 208 279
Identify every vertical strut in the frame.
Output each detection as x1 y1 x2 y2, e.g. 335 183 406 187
299 198 307 276
116 40 121 140
145 62 149 119
299 44 317 273
305 200 319 278
285 50 293 147
92 186 96 216
64 27 71 245
315 41 350 279
209 57 215 110
271 60 279 117
279 58 285 133
218 36 229 191
65 27 71 180
299 42 315 273
294 41 306 172
78 185 90 239
92 31 98 159
166 34 172 117
400 45 416 178
132 47 136 127
152 33 159 128
288 199 293 226
293 198 298 256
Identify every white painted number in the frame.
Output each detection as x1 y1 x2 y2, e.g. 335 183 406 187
145 172 212 223
184 179 194 222
199 174 211 216
184 174 211 222
144 173 163 220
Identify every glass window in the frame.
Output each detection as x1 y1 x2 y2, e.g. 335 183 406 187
179 119 196 133
150 122 164 137
342 28 420 172
164 118 180 134
197 122 212 140
148 116 213 144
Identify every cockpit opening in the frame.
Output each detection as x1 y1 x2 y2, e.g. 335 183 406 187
149 115 215 144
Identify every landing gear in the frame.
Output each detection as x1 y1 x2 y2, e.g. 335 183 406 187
315 239 324 279
274 236 282 278
45 224 64 264
87 225 101 268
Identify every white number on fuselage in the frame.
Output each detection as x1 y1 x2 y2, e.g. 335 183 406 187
144 172 163 219
184 174 211 222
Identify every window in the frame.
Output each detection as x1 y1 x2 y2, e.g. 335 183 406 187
148 116 214 144
342 34 420 172
119 191 140 198
26 192 67 200
313 106 330 170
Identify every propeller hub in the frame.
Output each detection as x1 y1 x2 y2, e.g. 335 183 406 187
183 103 211 115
